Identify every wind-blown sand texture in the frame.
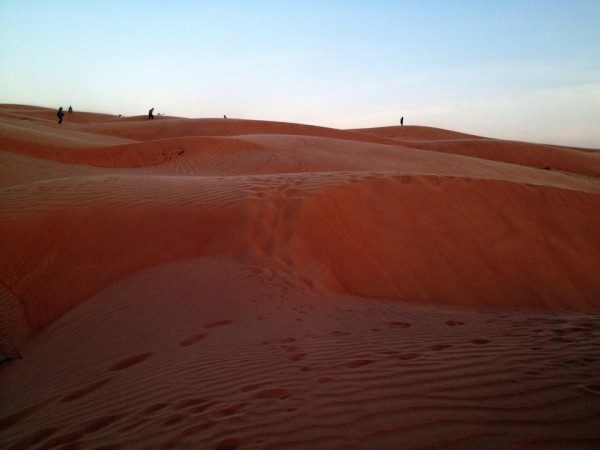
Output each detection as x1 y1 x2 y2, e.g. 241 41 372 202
1 105 599 449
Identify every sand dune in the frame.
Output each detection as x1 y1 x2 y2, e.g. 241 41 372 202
1 105 599 449
79 117 398 144
350 124 484 140
353 125 600 177
392 138 600 178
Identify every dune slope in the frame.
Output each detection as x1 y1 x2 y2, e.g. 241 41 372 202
352 125 600 177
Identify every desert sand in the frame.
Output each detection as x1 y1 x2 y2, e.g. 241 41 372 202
1 104 599 449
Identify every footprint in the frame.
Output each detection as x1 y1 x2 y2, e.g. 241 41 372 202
331 331 351 336
254 388 289 399
179 334 206 347
542 318 568 325
8 427 58 448
110 352 154 371
580 384 600 396
345 359 374 368
61 379 112 402
551 336 572 343
280 337 296 343
37 430 83 449
429 344 453 351
387 321 411 328
175 397 208 410
318 377 335 383
240 384 266 393
288 353 306 362
119 419 146 432
397 353 420 360
215 438 240 450
177 421 215 439
470 339 491 345
215 402 247 417
0 399 53 430
83 414 126 433
141 402 169 415
95 443 126 449
190 402 216 414
445 320 465 326
563 357 593 366
204 320 233 329
572 320 597 329
380 350 400 356
162 414 187 427
300 277 315 288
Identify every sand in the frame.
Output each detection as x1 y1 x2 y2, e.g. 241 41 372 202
1 105 599 449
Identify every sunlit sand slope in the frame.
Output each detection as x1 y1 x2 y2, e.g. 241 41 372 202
353 125 600 177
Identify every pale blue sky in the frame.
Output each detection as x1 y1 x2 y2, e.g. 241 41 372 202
1 1 599 147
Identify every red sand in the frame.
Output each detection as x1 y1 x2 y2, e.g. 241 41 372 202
1 105 600 449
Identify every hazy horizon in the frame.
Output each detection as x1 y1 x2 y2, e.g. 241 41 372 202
1 1 599 148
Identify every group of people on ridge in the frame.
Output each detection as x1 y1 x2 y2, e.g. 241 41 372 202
58 106 406 126
57 105 158 124
56 105 73 124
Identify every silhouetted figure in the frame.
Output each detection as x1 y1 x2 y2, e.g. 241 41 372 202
68 105 73 113
223 115 227 119
57 107 64 124
148 108 155 120
400 117 404 126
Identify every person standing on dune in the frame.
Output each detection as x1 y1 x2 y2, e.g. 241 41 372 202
400 116 404 126
148 108 155 120
68 105 73 113
57 107 64 124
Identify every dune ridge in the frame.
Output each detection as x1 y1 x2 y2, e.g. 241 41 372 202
1 104 599 449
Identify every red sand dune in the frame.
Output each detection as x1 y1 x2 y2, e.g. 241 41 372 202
352 125 600 177
1 105 600 449
350 124 484 140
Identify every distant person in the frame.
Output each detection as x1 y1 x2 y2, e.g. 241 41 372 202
57 107 64 124
148 108 155 120
68 105 73 113
223 115 227 119
400 116 404 126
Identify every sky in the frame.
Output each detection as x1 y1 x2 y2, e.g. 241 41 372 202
1 0 599 147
